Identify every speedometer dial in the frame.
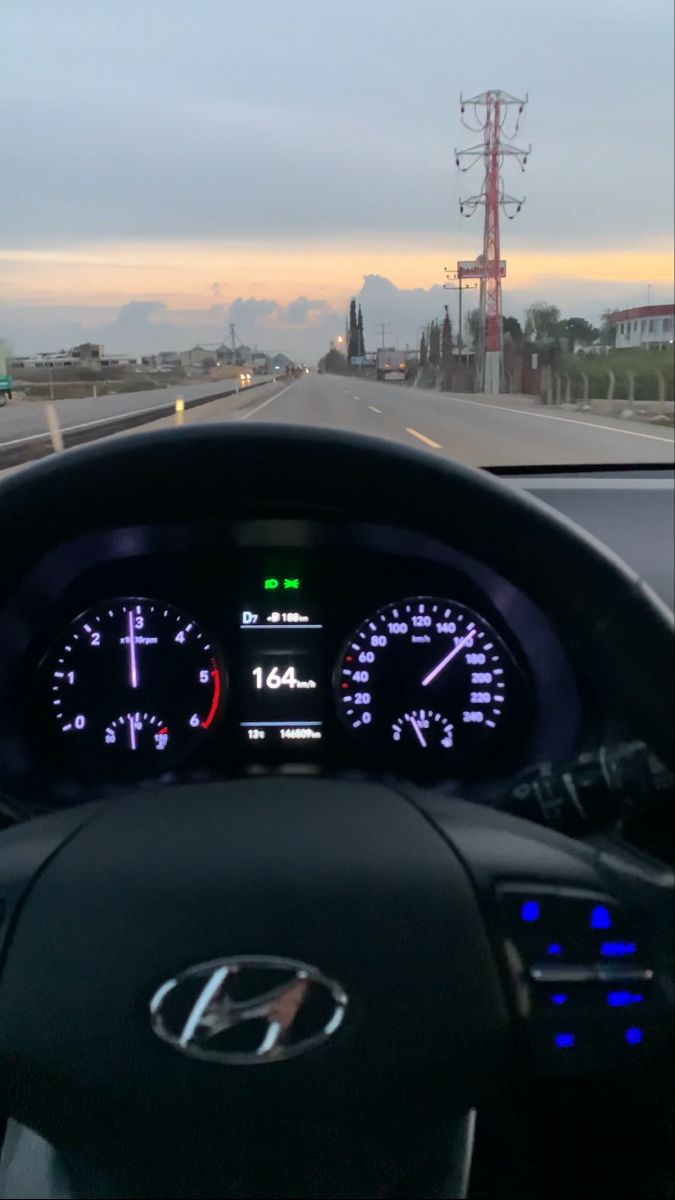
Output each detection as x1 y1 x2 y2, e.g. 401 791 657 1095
43 598 223 774
335 597 518 767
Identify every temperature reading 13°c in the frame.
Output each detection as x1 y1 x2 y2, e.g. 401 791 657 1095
335 596 518 767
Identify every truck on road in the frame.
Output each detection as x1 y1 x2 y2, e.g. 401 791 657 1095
0 341 13 406
251 352 269 376
376 347 408 382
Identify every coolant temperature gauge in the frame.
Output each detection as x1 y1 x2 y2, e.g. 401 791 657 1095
104 712 170 755
391 709 454 752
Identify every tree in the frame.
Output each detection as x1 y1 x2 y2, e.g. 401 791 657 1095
419 331 427 367
467 309 481 347
524 302 561 342
441 308 453 368
428 321 441 365
556 316 600 350
347 298 359 360
319 348 349 375
599 309 618 347
502 315 523 341
357 305 366 356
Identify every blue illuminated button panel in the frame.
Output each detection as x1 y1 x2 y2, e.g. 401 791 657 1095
496 885 655 1071
497 887 640 965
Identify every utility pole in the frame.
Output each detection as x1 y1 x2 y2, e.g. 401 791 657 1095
230 322 236 355
376 322 391 348
444 268 478 363
455 90 530 393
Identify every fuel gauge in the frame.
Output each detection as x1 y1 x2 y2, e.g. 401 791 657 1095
391 709 454 752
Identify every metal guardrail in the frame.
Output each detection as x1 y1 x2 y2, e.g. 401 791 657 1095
0 379 270 471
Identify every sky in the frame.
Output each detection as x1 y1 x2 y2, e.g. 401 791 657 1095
1 0 673 360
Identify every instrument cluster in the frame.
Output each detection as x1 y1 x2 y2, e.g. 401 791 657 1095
0 519 584 806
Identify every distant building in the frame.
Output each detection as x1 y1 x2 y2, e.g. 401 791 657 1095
612 304 674 350
179 346 215 368
10 345 136 374
71 342 103 363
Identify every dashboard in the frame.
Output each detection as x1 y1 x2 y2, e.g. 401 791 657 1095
0 517 584 812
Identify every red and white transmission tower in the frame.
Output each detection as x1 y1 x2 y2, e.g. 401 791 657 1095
455 91 530 393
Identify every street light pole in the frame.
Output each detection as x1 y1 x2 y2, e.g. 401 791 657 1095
444 269 477 365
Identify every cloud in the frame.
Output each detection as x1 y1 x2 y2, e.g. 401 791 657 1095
228 298 279 328
279 297 328 327
1 271 672 363
1 0 672 252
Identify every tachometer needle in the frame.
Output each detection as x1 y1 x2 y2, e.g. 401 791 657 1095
128 609 139 689
421 628 476 688
410 714 428 749
128 713 137 751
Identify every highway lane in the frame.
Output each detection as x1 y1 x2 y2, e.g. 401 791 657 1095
0 379 258 448
241 373 675 466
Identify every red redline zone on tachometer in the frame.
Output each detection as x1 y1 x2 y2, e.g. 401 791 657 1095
201 663 221 729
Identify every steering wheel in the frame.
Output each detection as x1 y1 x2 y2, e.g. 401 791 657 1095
0 426 672 1200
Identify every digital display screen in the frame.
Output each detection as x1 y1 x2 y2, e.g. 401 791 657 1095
238 570 323 750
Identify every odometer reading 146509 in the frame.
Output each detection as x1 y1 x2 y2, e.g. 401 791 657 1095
335 597 518 766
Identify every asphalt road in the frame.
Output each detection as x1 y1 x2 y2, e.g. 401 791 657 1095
2 372 673 467
239 374 675 467
0 379 253 449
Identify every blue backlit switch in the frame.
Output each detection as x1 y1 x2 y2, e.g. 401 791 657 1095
520 900 540 923
546 942 563 957
551 993 568 1006
600 941 636 957
590 904 612 930
554 1032 575 1048
606 990 644 1008
624 1027 644 1046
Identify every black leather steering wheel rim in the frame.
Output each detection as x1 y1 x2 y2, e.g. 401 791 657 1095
0 425 672 1200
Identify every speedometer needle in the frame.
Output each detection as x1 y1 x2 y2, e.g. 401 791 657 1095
421 627 476 688
128 609 139 689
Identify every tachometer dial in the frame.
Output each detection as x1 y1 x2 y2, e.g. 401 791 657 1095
43 598 223 773
335 597 518 766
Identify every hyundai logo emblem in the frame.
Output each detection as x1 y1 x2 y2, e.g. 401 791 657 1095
149 956 348 1064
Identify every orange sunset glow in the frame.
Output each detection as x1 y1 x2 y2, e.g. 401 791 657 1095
2 238 672 310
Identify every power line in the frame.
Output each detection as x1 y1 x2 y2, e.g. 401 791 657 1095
376 322 391 348
455 90 531 394
443 269 478 363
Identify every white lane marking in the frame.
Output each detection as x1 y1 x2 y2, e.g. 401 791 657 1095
449 396 675 444
353 395 360 400
368 405 382 414
406 427 442 450
239 380 298 420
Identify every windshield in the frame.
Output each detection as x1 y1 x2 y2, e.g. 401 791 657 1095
1 0 673 473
